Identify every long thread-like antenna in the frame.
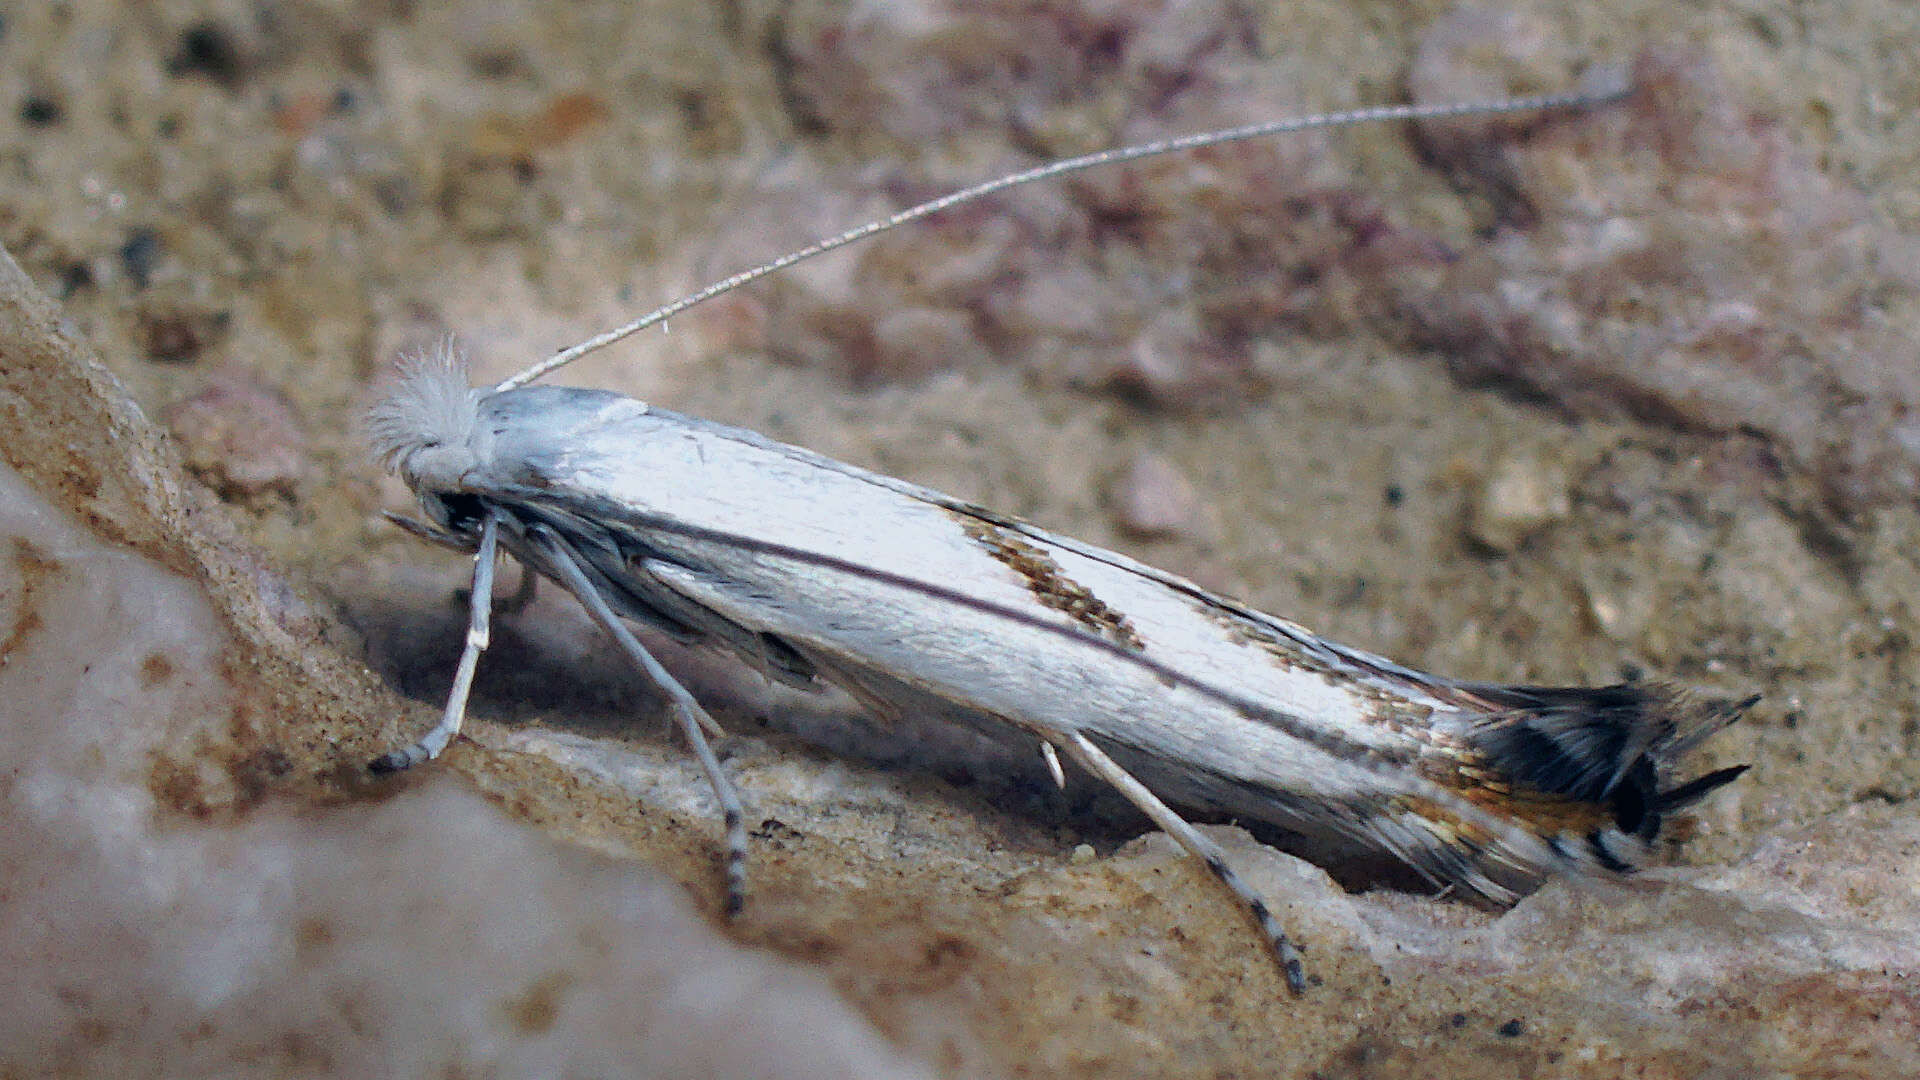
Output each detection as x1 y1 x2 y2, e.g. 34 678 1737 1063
497 74 1632 392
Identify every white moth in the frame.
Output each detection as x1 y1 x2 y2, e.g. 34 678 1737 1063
365 79 1749 993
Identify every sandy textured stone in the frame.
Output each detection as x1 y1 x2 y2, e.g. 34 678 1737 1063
0 247 937 1079
1109 450 1203 540
160 368 311 500
4 1 1919 1076
1468 452 1573 552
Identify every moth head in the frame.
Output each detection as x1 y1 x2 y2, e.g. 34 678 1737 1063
365 340 486 497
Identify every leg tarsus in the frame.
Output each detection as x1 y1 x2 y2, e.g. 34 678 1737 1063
1052 730 1308 993
532 525 750 919
371 513 499 773
1040 741 1066 789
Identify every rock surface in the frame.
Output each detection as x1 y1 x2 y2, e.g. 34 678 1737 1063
3 1 1918 1076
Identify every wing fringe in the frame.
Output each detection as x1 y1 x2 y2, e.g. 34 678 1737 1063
1461 681 1753 850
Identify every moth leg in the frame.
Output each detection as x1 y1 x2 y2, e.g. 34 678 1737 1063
371 511 500 773
1052 730 1308 994
1040 741 1067 790
496 558 539 616
532 526 750 918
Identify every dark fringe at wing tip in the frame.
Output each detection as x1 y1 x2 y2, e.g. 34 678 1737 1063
1656 764 1750 812
1464 681 1752 843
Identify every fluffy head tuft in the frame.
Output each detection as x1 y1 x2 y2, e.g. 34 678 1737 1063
364 340 483 477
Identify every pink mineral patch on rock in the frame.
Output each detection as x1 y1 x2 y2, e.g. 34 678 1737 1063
749 2 1920 513
738 0 1441 407
1398 38 1920 509
1108 449 1201 539
161 371 311 501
